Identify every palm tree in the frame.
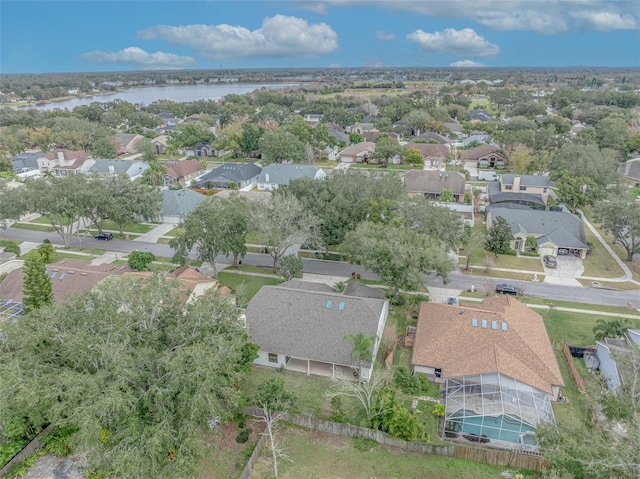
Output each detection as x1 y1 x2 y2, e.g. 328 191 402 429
143 159 167 187
593 318 631 341
344 332 376 383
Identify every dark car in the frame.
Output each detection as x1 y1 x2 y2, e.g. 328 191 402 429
95 232 113 241
496 283 520 295
543 255 557 268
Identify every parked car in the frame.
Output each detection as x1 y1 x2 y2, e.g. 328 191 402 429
95 232 113 241
543 255 557 268
496 283 520 295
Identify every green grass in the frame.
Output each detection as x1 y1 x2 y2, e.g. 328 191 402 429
551 349 590 429
234 264 280 276
163 226 185 237
521 296 639 316
12 223 54 232
249 426 520 479
465 269 543 282
581 224 625 279
31 216 71 226
48 252 94 263
465 249 545 272
217 272 284 302
98 220 153 234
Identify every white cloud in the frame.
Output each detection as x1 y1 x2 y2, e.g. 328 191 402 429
79 47 195 69
570 10 637 30
407 28 500 57
375 30 395 40
292 1 328 14
316 0 639 33
137 15 338 60
450 60 484 67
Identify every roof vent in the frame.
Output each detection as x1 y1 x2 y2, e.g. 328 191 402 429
325 300 332 309
458 309 465 314
471 318 478 327
481 319 487 329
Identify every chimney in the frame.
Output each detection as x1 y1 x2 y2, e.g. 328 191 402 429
513 175 521 191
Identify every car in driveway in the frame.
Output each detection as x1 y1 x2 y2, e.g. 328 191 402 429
94 232 113 241
543 255 557 268
496 283 520 295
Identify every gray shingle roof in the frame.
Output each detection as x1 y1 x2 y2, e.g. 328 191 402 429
402 170 465 195
198 163 262 183
343 281 387 299
161 188 207 217
488 180 546 207
620 157 640 181
488 206 587 249
257 164 322 186
91 159 147 176
278 279 335 293
245 286 387 367
500 174 550 188
12 152 42 171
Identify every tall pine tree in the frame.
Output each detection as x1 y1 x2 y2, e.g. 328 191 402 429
22 252 53 311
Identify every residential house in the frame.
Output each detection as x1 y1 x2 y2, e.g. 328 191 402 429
110 133 144 154
363 131 399 143
619 157 640 187
402 170 465 202
0 259 134 305
328 129 349 144
125 265 230 307
445 120 464 136
164 159 205 186
90 159 149 181
151 135 169 154
488 174 550 209
486 206 588 258
12 151 42 178
459 144 506 169
461 134 498 148
404 143 450 168
303 113 323 125
37 150 95 176
569 121 593 137
346 122 376 134
194 162 262 190
338 142 376 163
595 330 640 391
414 131 450 144
469 109 494 123
257 164 326 191
412 296 564 447
159 188 207 224
245 282 389 381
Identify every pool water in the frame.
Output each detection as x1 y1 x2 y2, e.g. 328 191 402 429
447 411 537 445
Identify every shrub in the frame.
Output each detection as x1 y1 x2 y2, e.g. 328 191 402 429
127 251 156 271
387 293 406 306
0 239 20 256
393 367 433 395
432 403 445 417
42 426 77 457
329 396 348 424
353 437 377 452
235 428 251 444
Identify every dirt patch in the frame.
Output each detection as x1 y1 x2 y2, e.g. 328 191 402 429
199 420 265 479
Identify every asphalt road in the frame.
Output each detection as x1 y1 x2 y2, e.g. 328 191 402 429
2 227 639 308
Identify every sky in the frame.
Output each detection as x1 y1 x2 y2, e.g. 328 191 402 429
1 0 639 73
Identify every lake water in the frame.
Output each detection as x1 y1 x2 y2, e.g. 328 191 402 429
21 83 297 110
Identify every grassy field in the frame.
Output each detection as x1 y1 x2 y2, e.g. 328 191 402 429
463 268 543 283
249 426 521 479
521 296 639 316
49 252 96 263
465 250 545 272
98 220 153 234
217 272 283 302
12 222 53 232
31 216 71 226
581 224 625 278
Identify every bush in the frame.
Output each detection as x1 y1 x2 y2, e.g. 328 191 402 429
127 251 156 271
393 367 432 395
329 396 348 424
235 428 251 444
42 426 77 457
387 293 406 306
0 239 20 256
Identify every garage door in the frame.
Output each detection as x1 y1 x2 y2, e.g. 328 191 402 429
539 246 555 256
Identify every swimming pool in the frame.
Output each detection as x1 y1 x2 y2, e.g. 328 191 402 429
446 410 537 445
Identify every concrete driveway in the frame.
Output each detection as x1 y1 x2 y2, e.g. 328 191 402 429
464 161 478 179
542 256 584 286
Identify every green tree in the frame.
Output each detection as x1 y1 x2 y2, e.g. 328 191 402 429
253 192 321 273
403 147 423 166
592 318 631 341
508 147 532 174
33 242 54 264
127 251 156 271
91 136 118 159
169 122 215 153
343 221 456 296
259 129 304 164
22 252 53 312
552 143 619 187
595 115 630 152
557 173 601 213
142 159 168 187
485 216 513 255
594 195 640 261
349 132 364 144
171 194 252 277
135 137 156 162
279 254 303 280
372 135 402 165
106 177 161 236
525 235 537 251
401 110 431 136
0 275 257 479
439 188 454 203
238 122 264 155
344 332 375 383
460 224 483 271
0 183 27 229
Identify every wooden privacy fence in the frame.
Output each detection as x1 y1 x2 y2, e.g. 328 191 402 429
0 424 55 477
238 432 267 479
563 341 586 393
240 407 545 473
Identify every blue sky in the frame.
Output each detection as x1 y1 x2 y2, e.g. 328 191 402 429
1 0 639 73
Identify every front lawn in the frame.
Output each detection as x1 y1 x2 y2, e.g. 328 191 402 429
31 216 71 226
97 220 153 234
465 249 545 272
581 224 625 278
11 223 53 232
217 272 283 302
249 426 516 479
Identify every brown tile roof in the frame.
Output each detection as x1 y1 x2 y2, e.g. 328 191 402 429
339 142 376 156
459 144 501 161
402 170 465 196
411 296 564 394
165 159 204 179
404 143 450 160
363 131 399 142
43 149 90 162
1 259 133 304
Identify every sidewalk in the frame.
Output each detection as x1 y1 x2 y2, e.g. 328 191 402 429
133 223 176 243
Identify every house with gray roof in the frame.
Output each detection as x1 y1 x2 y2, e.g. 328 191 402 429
402 170 465 202
91 159 149 180
488 174 550 209
193 163 261 190
12 152 42 178
595 329 640 391
245 283 389 381
486 206 588 258
619 157 640 187
257 164 326 191
159 188 207 224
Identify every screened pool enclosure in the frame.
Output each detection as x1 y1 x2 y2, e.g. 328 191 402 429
444 373 555 447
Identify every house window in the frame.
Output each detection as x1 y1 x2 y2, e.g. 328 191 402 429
479 159 488 166
519 186 527 191
543 188 548 193
268 353 278 363
435 368 442 379
505 185 512 190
